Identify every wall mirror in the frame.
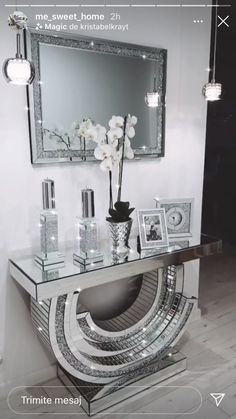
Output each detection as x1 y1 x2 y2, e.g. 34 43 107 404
25 29 167 164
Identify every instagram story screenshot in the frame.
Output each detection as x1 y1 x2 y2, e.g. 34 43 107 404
0 0 235 418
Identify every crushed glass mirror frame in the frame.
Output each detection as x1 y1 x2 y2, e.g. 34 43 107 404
25 28 167 164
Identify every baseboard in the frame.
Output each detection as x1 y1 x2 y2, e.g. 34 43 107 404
0 364 57 400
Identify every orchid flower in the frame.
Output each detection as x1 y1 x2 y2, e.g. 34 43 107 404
77 119 94 138
124 136 134 159
87 124 107 143
126 114 138 127
107 127 123 143
109 115 124 129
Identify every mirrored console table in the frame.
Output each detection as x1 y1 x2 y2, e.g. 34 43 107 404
9 235 221 416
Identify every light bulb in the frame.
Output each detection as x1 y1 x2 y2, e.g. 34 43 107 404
145 91 160 108
3 57 35 85
3 23 35 86
203 82 222 101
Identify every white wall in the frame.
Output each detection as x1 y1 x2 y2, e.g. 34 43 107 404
0 0 212 396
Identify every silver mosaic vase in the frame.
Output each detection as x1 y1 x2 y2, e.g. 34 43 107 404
107 219 133 258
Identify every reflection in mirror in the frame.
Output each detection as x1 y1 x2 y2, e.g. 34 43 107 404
26 30 167 164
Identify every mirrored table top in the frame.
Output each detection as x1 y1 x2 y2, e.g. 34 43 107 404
9 234 221 301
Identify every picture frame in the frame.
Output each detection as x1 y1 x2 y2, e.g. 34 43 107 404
137 209 169 250
158 198 194 238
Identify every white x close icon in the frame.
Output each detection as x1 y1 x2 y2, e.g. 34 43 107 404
218 15 230 28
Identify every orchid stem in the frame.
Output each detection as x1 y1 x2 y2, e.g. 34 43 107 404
109 170 113 209
117 116 127 202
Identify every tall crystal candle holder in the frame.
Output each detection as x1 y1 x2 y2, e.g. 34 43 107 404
73 188 103 267
35 179 65 270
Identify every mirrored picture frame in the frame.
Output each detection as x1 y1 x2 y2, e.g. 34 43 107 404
159 198 194 238
24 28 167 165
137 208 169 250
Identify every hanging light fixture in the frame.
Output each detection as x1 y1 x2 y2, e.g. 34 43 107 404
203 0 222 101
145 60 160 108
145 81 160 108
3 11 35 85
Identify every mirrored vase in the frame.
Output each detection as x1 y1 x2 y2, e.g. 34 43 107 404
107 219 133 258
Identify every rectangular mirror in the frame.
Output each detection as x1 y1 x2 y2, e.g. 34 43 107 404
25 29 167 164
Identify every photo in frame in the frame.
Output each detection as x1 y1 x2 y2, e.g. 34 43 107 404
137 209 169 250
158 198 194 238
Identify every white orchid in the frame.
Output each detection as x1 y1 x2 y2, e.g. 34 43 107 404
107 127 123 143
126 126 135 139
124 136 134 159
124 147 134 159
87 124 107 143
76 119 93 138
125 115 137 139
109 115 124 129
127 114 138 127
93 114 137 206
94 142 122 171
94 143 113 161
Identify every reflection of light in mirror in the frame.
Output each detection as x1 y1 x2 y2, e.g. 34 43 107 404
145 91 160 108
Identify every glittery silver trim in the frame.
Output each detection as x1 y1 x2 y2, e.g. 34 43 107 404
26 29 167 164
30 265 196 385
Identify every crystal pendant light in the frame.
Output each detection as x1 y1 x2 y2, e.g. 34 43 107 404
145 73 160 108
145 91 160 108
3 11 35 85
203 0 222 101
